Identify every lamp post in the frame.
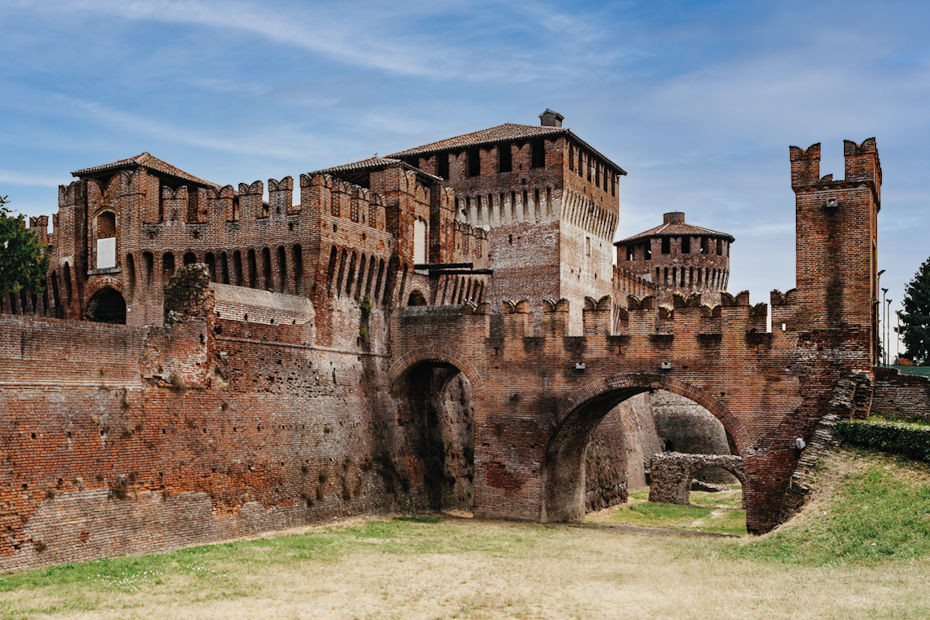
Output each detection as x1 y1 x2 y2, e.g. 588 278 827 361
896 310 902 362
876 269 886 365
886 298 893 366
881 288 889 365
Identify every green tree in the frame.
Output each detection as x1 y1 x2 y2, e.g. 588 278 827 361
899 257 930 365
0 195 50 294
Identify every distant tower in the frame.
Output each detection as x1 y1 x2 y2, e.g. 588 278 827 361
614 211 734 306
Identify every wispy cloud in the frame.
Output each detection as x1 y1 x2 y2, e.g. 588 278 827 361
0 170 64 188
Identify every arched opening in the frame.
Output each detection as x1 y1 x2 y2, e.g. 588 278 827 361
95 211 117 269
126 254 136 297
162 253 175 279
407 290 427 306
543 376 744 525
395 361 475 513
183 251 197 266
85 287 126 324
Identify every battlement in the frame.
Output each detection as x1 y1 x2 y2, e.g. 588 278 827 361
791 138 882 204
477 291 788 347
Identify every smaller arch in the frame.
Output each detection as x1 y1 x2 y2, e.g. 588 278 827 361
85 287 126 324
183 251 197 266
126 253 136 297
162 253 176 279
247 249 258 288
292 244 303 293
262 247 272 290
277 245 287 293
407 290 427 306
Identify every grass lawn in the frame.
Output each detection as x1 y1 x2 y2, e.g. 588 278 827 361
587 484 747 535
0 449 928 618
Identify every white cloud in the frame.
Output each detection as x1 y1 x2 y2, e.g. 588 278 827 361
0 170 64 188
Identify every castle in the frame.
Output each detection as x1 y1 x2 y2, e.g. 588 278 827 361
0 112 908 572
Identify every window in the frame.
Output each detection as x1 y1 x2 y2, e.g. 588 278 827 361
717 238 723 255
626 246 634 261
700 236 709 254
414 218 427 265
585 236 592 256
681 236 691 254
531 138 545 168
595 163 600 188
467 146 480 177
644 243 652 260
498 143 512 173
569 144 574 171
437 153 450 179
661 237 670 254
95 211 116 269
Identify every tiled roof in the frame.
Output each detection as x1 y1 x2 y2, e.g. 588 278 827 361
72 153 219 188
615 221 734 244
389 123 626 175
311 156 442 182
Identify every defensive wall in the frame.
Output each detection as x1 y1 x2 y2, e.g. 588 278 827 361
0 137 885 570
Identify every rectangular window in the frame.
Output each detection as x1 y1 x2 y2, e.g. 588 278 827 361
414 219 427 265
644 243 652 260
661 237 670 254
568 144 574 171
467 147 480 177
577 148 583 175
717 238 723 255
595 163 600 188
681 236 691 254
498 143 512 173
700 236 709 254
531 138 545 169
626 246 634 261
437 153 450 179
611 174 616 196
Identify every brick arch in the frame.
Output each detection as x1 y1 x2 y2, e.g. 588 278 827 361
387 347 483 394
556 372 748 454
542 372 747 523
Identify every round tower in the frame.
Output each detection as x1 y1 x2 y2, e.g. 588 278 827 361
614 211 734 306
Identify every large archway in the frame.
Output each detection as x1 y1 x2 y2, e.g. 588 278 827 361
543 373 743 523
85 287 126 324
394 360 476 513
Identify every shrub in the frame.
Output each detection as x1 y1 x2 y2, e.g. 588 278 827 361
835 419 930 462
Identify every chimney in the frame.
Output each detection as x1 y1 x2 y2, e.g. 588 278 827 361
663 212 685 225
539 109 564 127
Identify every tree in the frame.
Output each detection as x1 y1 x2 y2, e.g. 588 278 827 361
898 257 930 365
0 195 50 294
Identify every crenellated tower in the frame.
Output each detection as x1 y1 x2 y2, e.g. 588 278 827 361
790 138 880 367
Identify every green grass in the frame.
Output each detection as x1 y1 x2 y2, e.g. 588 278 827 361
728 457 930 565
588 486 747 535
0 516 549 601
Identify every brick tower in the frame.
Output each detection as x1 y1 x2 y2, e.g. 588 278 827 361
614 211 733 306
790 138 881 367
389 110 626 329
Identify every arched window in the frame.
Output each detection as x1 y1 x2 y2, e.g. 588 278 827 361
407 290 427 306
183 251 196 266
277 246 287 292
247 249 258 288
143 252 154 286
292 245 303 293
126 254 136 297
162 253 175 279
95 211 117 269
414 218 427 265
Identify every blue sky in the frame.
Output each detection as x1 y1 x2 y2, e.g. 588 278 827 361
1 0 926 351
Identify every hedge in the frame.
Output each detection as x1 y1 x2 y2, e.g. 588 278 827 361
835 419 930 462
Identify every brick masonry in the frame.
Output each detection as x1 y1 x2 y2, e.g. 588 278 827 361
0 129 889 571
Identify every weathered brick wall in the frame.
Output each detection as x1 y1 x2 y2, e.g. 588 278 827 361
871 368 930 422
0 298 427 572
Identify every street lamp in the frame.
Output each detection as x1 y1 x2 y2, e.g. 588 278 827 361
876 269 886 364
881 287 889 365
886 298 893 366
896 310 902 362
